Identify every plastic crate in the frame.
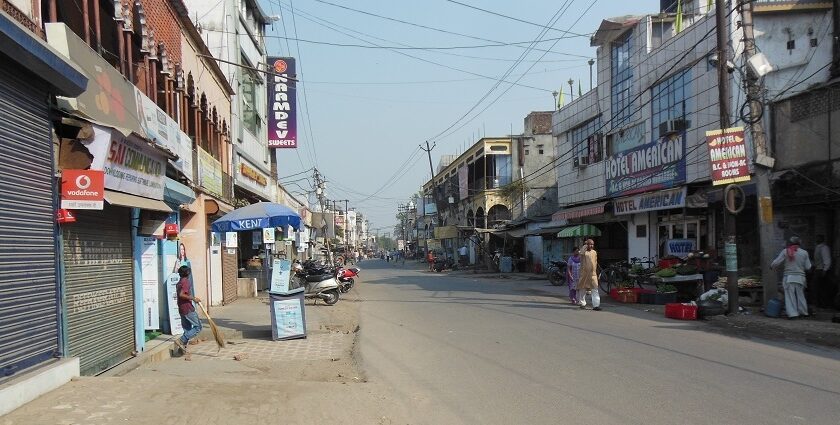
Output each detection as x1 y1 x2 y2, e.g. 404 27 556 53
665 303 698 320
616 290 638 303
637 289 656 304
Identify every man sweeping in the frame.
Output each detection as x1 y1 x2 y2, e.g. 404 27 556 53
174 266 202 356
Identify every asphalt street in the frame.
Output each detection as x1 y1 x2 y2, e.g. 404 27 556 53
356 259 840 425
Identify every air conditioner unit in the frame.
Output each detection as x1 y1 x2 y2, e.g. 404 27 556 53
574 156 589 168
658 119 689 136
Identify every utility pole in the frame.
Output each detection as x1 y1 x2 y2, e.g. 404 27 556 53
421 140 437 254
716 0 739 315
313 169 333 266
740 0 777 306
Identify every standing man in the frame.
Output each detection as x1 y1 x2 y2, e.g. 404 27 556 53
771 236 811 319
458 244 468 267
577 239 601 311
174 266 202 356
813 235 832 307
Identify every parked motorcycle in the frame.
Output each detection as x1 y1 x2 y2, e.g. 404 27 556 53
291 262 340 305
337 266 360 293
547 259 568 286
433 257 457 272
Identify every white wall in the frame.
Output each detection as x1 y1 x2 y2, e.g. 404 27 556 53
626 212 657 261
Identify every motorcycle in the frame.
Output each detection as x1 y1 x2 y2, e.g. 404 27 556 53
291 262 340 305
547 259 568 286
433 257 457 272
337 266 360 293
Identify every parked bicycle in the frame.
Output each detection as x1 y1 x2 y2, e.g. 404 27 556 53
597 257 658 294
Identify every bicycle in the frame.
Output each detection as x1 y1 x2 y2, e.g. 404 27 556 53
598 257 658 294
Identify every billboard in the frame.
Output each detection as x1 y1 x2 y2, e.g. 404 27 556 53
706 127 750 186
605 132 686 197
267 57 297 148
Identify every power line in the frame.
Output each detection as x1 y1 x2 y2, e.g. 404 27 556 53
444 0 594 37
301 64 588 85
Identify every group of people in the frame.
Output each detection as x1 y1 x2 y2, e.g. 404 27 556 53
565 239 602 311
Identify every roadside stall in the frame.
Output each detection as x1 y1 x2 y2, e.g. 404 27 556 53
211 202 307 340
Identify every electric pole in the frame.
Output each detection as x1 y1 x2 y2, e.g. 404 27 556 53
313 169 333 266
716 0 739 315
740 0 778 307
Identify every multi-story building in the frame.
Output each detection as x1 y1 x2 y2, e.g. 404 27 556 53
42 0 233 377
0 0 87 412
551 1 832 298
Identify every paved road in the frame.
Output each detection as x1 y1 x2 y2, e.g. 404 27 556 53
356 260 840 425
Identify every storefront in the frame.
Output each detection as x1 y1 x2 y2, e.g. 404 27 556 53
0 13 86 383
551 201 627 264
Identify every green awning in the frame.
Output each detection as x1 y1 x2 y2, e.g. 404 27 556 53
557 224 602 238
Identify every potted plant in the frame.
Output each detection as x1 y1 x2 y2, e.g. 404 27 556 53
655 284 678 305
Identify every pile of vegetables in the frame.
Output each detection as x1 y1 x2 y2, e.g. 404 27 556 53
655 268 677 278
657 284 677 293
675 264 698 275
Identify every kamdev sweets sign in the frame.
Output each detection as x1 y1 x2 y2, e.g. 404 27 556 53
605 132 686 197
706 127 750 186
267 57 297 149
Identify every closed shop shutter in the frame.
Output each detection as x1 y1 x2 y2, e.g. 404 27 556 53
222 250 238 304
62 207 135 375
0 62 58 379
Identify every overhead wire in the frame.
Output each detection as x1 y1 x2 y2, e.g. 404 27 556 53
444 0 594 37
285 0 322 169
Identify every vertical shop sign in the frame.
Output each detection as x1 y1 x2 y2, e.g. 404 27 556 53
706 127 750 185
141 237 160 330
267 57 297 148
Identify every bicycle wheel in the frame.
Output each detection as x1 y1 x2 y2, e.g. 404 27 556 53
598 269 613 294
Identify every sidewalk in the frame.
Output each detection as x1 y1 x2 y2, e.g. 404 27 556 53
446 268 840 350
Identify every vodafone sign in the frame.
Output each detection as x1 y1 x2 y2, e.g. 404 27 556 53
61 170 105 210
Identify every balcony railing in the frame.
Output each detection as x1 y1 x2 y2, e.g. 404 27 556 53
472 176 512 191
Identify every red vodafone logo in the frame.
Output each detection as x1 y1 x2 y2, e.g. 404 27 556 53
61 170 105 210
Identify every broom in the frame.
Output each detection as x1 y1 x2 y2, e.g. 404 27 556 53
196 301 226 349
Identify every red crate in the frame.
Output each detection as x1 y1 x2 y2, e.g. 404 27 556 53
665 303 698 320
616 290 638 303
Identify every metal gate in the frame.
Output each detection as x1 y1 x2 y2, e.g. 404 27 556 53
222 249 238 304
62 207 135 375
0 61 58 379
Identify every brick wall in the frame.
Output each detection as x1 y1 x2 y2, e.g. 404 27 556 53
136 0 182 64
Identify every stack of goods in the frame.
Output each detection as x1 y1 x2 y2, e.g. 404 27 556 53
713 276 761 289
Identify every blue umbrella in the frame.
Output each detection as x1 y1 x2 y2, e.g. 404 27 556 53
211 202 303 232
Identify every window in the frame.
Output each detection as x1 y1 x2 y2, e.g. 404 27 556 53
651 68 691 137
525 149 530 155
537 145 544 155
569 116 602 167
240 63 261 136
611 31 633 127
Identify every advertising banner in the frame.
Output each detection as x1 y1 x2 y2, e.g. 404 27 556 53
61 169 105 209
135 88 194 182
93 127 166 200
198 148 223 197
270 259 292 293
458 166 468 200
605 132 686 197
706 127 750 186
665 239 697 258
266 57 297 148
235 154 270 199
141 237 160 330
165 273 183 335
263 227 276 244
613 187 686 215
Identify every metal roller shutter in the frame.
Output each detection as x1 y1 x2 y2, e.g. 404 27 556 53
0 61 58 379
62 207 135 375
222 249 238 304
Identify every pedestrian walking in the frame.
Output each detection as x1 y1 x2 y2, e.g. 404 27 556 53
566 247 581 304
771 236 811 319
813 235 833 307
577 239 601 311
458 244 468 267
174 266 202 356
427 250 435 271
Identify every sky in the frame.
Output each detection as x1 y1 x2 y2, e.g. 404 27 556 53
260 0 661 232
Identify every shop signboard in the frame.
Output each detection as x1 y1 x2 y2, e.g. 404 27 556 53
135 88 194 182
605 132 686 197
706 127 750 186
665 239 696 257
610 122 646 154
263 228 276 244
235 154 270 198
61 169 105 209
141 237 160 330
266 57 297 148
89 126 165 200
198 148 223 197
613 187 686 215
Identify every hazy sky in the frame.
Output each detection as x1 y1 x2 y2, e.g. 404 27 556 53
262 0 660 231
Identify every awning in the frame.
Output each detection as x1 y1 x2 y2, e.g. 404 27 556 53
590 16 642 46
504 228 529 238
551 201 608 221
557 224 602 238
105 190 173 212
164 177 196 206
526 226 566 236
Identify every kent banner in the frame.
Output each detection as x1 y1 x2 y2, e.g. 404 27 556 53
267 57 297 148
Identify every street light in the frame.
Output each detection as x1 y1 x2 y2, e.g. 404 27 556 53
567 78 574 101
588 58 595 90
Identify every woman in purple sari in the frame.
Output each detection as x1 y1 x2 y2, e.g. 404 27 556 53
567 247 581 304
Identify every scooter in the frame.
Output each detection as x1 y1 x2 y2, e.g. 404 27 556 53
433 257 457 272
337 266 360 293
291 263 340 305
